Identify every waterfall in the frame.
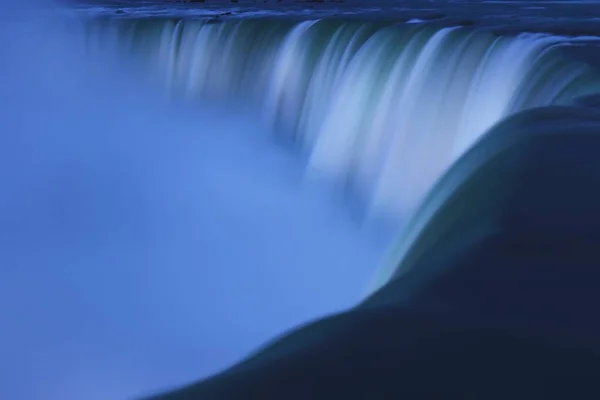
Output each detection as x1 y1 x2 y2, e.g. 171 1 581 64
5 7 600 399
85 17 600 219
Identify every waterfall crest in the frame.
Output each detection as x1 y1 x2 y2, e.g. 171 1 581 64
86 17 600 218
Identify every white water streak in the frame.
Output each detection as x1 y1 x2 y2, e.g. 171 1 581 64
87 18 600 219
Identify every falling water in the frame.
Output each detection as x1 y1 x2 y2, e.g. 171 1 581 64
86 17 600 219
0 9 389 400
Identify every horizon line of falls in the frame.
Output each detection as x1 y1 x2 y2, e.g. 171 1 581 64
86 17 600 221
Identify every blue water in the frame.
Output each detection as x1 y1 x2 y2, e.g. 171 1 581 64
0 8 389 399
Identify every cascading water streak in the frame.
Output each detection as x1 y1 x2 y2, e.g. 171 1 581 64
86 16 600 220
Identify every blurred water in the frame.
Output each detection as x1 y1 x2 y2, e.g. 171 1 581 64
0 8 388 400
88 17 600 217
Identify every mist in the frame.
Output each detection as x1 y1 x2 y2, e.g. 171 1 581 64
0 6 388 399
